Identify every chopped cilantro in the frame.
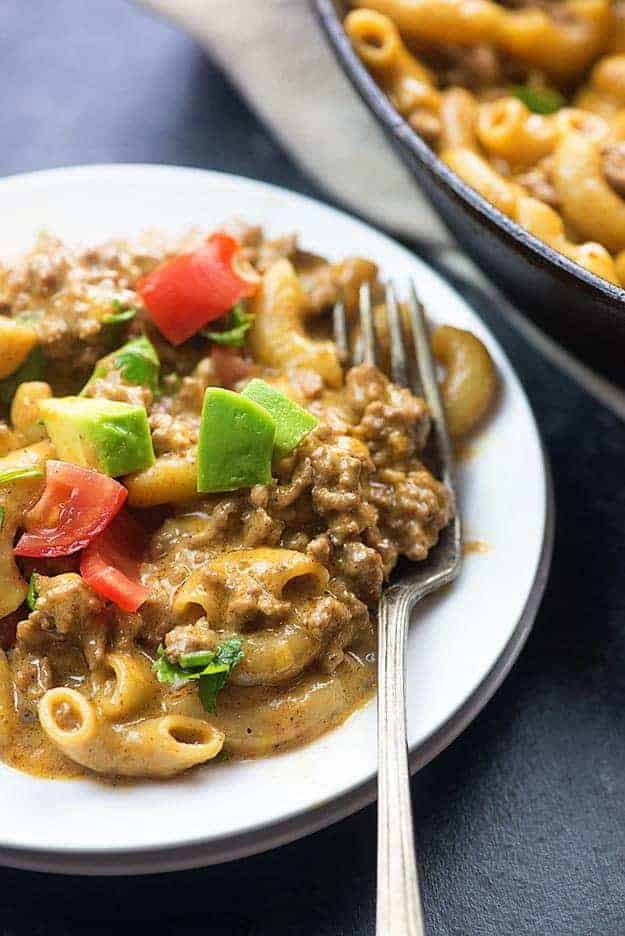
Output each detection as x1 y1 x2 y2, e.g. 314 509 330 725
113 335 160 392
0 506 4 530
0 466 43 486
179 650 216 669
83 335 160 396
152 638 244 713
203 304 254 348
26 573 39 611
103 299 137 326
0 347 44 406
198 640 245 713
152 647 190 690
511 84 565 115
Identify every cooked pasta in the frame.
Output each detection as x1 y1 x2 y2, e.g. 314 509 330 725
0 441 51 618
39 688 223 778
125 452 197 507
0 222 496 781
0 319 38 381
346 1 625 285
348 0 610 79
94 651 159 720
0 650 15 749
10 382 52 444
249 259 343 387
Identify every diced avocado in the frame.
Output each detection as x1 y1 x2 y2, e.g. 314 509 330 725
197 388 276 493
241 379 318 459
39 396 155 477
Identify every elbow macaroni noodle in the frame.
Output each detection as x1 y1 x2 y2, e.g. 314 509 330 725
432 326 498 436
552 130 625 251
348 0 611 80
0 442 51 618
347 1 625 286
125 451 197 507
0 651 15 750
174 549 332 686
39 687 224 778
95 652 159 721
249 259 343 388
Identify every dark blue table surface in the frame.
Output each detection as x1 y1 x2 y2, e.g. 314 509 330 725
2 2 625 934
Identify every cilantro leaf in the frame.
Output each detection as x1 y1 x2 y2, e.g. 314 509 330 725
214 638 245 671
113 336 160 392
198 640 244 713
0 466 43 486
199 671 229 714
152 645 191 690
511 84 565 115
83 335 160 395
152 638 244 713
179 650 217 669
0 347 44 406
26 573 39 611
103 299 137 326
203 304 254 348
0 506 4 530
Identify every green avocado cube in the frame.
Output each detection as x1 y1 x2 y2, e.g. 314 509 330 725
241 379 318 459
39 396 155 477
197 388 276 493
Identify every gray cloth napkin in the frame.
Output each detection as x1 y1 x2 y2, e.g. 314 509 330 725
138 0 449 244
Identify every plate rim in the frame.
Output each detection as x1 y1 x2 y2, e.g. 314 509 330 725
0 164 554 874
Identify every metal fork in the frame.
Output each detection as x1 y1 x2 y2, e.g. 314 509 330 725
334 282 462 936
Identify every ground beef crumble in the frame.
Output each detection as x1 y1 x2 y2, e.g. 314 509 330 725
138 362 453 670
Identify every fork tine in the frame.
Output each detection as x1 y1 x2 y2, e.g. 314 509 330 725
406 280 455 484
356 281 377 366
333 299 349 363
384 281 408 387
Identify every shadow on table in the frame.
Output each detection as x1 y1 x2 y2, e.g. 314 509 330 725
0 808 376 936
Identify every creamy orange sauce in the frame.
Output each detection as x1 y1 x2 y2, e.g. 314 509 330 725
3 637 376 781
463 539 490 555
454 439 478 463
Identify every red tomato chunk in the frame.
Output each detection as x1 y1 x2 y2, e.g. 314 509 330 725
14 461 127 558
138 233 259 345
80 511 148 612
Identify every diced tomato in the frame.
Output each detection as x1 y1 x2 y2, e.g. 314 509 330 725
79 511 148 612
211 345 253 389
138 233 260 345
14 461 127 558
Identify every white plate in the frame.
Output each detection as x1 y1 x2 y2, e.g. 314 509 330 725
0 165 553 875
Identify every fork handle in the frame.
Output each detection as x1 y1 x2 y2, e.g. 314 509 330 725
377 590 426 936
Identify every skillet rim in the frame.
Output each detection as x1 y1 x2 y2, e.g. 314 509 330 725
312 0 625 318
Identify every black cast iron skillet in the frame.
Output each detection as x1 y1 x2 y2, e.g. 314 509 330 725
314 0 625 388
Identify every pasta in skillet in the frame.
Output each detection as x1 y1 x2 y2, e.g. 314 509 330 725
0 221 496 781
346 0 625 285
